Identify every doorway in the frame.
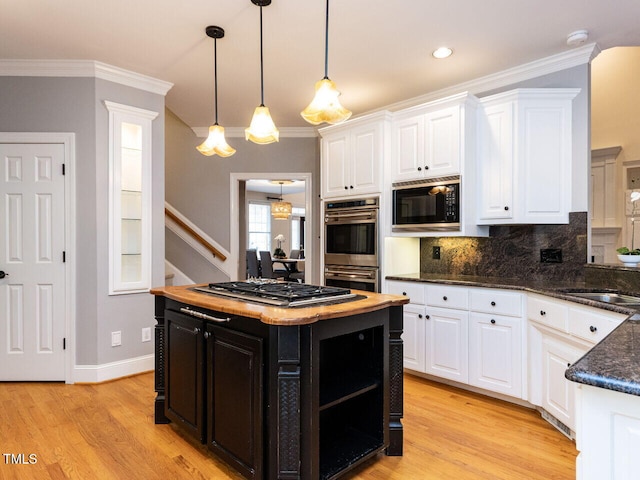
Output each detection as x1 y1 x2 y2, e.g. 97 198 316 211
230 173 313 283
0 136 74 381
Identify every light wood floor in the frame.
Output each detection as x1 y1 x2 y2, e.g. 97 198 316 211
0 372 576 480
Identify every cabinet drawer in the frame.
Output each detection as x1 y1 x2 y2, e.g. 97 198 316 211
427 285 468 310
470 289 523 317
568 307 624 344
387 281 425 305
528 295 569 332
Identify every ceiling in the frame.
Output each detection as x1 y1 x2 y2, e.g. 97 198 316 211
2 0 640 130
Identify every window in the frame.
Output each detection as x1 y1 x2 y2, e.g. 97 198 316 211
248 202 271 252
106 101 158 295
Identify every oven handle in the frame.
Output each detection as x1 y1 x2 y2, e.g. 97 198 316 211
325 211 377 221
325 269 377 281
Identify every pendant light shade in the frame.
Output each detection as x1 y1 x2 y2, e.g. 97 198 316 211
271 181 292 220
246 0 279 144
197 25 236 157
300 0 351 125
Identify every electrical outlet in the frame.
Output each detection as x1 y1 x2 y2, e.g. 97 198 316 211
142 327 151 343
111 331 122 347
540 248 563 263
432 246 441 260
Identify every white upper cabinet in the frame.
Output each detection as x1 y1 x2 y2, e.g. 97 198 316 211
477 88 580 224
391 93 477 183
319 111 391 199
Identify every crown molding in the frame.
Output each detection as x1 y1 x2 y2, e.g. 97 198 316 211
192 126 318 139
0 59 173 96
384 43 601 112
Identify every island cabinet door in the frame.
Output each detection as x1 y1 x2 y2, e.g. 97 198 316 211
165 310 205 442
206 324 264 480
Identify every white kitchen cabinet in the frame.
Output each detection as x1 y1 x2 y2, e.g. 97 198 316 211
401 303 427 372
477 88 580 224
425 306 469 383
527 294 626 436
469 312 522 397
319 111 391 199
575 384 640 480
391 93 477 183
541 336 586 432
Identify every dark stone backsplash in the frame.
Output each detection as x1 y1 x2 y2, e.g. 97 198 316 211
420 212 587 283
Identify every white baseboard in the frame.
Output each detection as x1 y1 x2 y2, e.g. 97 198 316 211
73 354 154 383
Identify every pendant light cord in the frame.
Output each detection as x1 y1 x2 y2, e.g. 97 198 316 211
214 37 219 125
324 0 329 79
259 5 265 106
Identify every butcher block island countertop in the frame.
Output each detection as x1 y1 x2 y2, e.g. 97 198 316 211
151 283 407 480
150 283 409 326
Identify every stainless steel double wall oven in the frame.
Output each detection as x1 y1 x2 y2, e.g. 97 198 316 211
323 197 380 292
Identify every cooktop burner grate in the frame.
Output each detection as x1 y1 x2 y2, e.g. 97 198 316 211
193 280 357 307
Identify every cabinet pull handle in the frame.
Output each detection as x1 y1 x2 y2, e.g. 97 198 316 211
590 325 597 333
540 310 546 316
491 301 496 306
443 296 448 301
490 319 496 324
180 307 230 323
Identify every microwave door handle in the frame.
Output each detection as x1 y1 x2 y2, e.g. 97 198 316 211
325 270 376 279
325 211 376 220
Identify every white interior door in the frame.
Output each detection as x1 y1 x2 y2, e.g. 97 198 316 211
0 143 66 380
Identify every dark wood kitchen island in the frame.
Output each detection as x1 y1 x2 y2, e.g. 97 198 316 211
151 284 407 480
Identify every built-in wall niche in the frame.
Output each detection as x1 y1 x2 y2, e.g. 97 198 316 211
106 101 158 294
590 146 622 263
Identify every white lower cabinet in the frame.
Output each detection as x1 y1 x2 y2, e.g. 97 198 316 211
469 312 522 397
541 336 586 432
425 306 468 383
527 294 626 436
576 385 640 480
402 303 426 372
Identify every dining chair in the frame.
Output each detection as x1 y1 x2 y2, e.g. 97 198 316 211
259 251 287 279
246 249 260 278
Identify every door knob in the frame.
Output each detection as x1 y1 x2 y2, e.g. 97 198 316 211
0 271 7 279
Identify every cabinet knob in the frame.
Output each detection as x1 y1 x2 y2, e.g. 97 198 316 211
425 315 430 319
424 166 429 170
417 167 422 171
402 292 407 296
204 331 210 339
418 314 423 319
567 363 571 367
540 310 546 316
344 186 348 190
590 325 597 333
194 327 200 334
350 185 354 189
490 319 496 324
443 296 448 301
504 206 509 211
491 301 496 306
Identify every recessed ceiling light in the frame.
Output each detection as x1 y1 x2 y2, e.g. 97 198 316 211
432 47 453 59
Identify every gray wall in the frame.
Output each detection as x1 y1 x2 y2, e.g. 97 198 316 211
165 109 320 281
0 76 166 366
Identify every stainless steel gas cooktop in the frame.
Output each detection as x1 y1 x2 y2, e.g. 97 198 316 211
193 280 357 307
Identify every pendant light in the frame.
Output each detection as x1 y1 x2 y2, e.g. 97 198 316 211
271 181 292 220
197 26 236 157
300 0 352 125
246 0 279 144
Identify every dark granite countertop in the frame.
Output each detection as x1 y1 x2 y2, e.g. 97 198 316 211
386 272 640 397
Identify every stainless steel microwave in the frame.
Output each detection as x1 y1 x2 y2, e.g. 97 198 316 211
392 176 460 232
